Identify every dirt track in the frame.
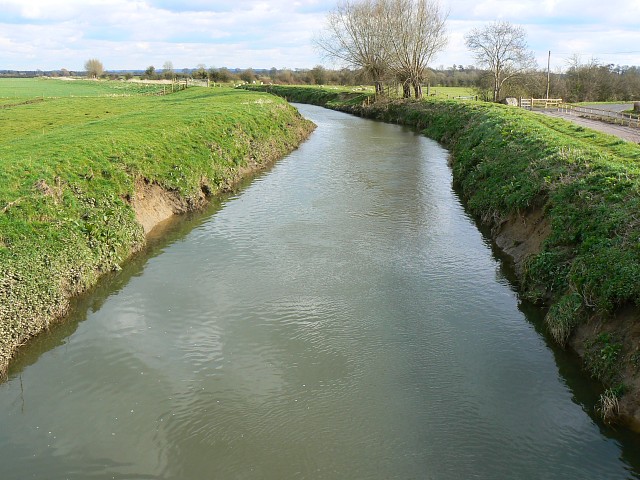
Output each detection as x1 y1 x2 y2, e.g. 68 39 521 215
538 110 640 144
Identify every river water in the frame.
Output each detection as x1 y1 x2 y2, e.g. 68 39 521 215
1 104 640 479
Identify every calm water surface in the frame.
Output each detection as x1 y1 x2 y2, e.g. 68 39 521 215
1 104 640 479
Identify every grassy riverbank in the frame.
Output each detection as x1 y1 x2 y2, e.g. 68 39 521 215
245 84 640 426
0 83 314 375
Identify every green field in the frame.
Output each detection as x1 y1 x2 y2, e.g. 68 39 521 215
0 81 313 374
0 77 168 100
426 86 475 98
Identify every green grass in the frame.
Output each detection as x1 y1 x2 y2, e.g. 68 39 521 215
248 84 640 395
427 86 476 98
0 78 168 100
382 85 475 99
584 333 624 385
0 85 314 374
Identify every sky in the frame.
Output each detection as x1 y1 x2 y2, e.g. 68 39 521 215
0 0 639 72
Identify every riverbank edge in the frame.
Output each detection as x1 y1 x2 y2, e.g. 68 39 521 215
0 96 316 378
243 85 640 429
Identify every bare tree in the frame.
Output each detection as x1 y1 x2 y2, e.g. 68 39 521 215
382 0 447 98
163 61 175 80
84 58 104 79
315 0 388 95
317 0 447 98
465 21 537 102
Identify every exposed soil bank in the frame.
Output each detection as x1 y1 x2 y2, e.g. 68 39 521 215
245 85 640 429
0 92 315 378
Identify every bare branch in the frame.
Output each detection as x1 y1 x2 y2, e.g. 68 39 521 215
315 0 447 98
465 21 537 102
314 0 389 94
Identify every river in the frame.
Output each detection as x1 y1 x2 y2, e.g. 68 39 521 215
1 104 639 479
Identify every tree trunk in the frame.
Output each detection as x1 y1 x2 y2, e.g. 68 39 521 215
402 82 411 98
375 81 384 96
413 82 423 99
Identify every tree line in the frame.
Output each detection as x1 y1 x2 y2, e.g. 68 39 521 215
13 59 638 104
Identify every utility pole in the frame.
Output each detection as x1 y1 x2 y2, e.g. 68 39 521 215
546 50 551 100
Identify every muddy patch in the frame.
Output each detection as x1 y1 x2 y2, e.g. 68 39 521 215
494 208 551 274
570 306 640 430
131 179 191 235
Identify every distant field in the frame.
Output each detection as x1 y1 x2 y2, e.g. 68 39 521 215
0 79 477 101
428 86 476 98
0 78 167 99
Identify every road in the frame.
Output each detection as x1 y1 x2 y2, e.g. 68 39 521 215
579 103 634 113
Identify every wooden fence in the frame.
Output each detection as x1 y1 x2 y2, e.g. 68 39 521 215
156 78 210 95
519 98 563 109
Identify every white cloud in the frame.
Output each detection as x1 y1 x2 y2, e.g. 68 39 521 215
445 0 640 70
0 0 637 70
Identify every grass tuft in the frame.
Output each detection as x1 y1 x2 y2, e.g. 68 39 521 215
597 388 621 424
545 294 584 346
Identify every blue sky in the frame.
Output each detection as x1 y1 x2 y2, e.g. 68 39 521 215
0 0 638 72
